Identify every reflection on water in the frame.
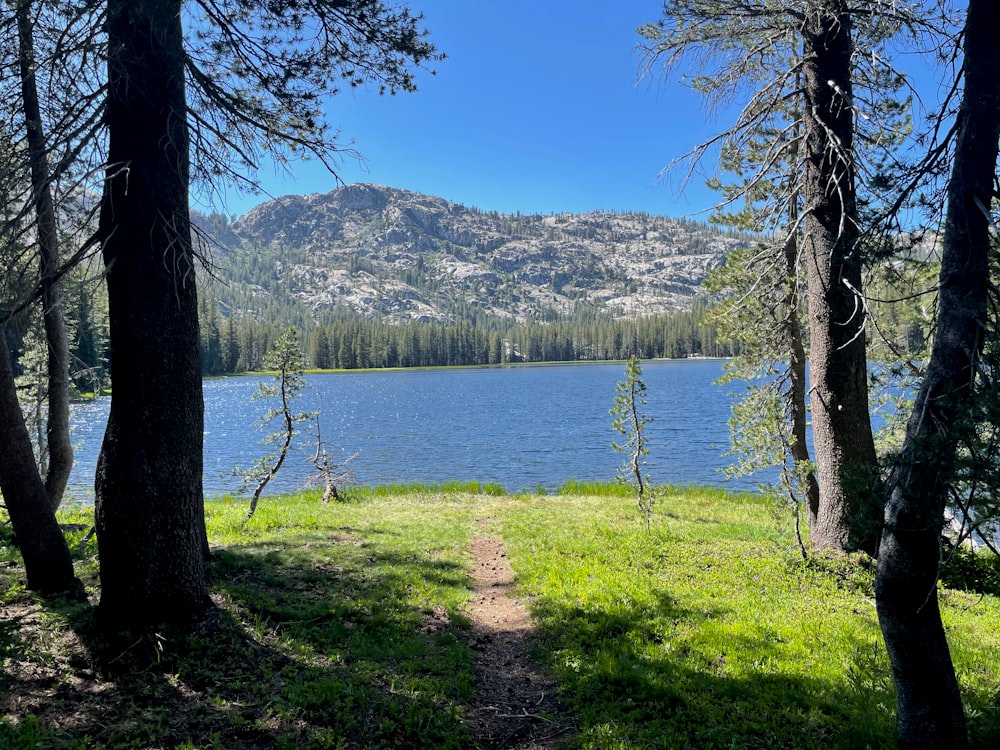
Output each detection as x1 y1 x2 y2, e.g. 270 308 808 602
68 360 754 499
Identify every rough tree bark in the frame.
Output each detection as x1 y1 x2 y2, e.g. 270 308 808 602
781 126 820 527
95 0 210 631
800 0 880 554
16 0 73 509
0 332 79 594
783 223 821 528
875 1 1000 746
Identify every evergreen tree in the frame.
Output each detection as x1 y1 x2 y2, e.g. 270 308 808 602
639 0 925 553
96 0 210 630
95 0 440 632
310 326 332 370
611 356 654 531
876 2 1000 743
242 328 312 522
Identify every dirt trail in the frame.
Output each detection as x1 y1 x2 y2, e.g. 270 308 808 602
463 521 571 749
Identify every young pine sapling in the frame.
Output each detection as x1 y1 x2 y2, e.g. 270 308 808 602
242 328 313 522
611 356 655 531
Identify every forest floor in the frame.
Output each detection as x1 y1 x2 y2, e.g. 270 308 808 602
0 537 571 750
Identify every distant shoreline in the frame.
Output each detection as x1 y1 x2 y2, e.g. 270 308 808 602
283 356 733 377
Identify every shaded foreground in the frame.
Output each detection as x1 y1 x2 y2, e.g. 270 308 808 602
465 526 569 748
2 486 1000 748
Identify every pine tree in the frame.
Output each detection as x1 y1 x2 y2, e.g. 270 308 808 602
242 328 313 522
611 356 654 531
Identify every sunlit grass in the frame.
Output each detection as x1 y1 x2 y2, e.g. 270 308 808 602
1 485 999 748
347 481 507 499
204 491 480 748
498 489 1000 749
556 480 634 497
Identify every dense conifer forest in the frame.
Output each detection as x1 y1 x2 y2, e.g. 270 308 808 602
196 296 735 374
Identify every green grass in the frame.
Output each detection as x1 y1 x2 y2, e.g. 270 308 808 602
2 486 1000 748
556 480 635 497
345 480 507 499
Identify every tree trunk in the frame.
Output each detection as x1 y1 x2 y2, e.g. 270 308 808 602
0 332 80 595
95 0 209 631
875 2 1000 746
781 123 821 527
800 0 879 554
16 0 73 510
784 225 821 527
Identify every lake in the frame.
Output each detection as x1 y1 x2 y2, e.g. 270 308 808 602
66 359 761 500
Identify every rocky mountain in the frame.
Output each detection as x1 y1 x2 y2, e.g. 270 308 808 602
201 183 750 325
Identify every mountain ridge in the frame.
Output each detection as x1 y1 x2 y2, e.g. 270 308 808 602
199 183 751 325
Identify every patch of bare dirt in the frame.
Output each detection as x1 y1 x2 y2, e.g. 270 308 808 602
464 520 571 749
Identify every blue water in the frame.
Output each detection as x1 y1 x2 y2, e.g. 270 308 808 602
66 359 755 499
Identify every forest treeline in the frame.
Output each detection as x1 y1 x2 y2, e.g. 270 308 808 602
196 297 737 374
3 256 928 396
2 250 930 397
4 275 733 398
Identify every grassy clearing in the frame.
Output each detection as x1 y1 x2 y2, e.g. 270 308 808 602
1 485 1000 748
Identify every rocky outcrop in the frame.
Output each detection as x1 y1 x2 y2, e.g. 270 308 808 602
204 183 749 323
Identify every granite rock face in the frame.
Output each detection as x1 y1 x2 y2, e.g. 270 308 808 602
202 183 748 323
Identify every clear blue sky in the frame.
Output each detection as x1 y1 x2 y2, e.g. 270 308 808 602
211 1 727 219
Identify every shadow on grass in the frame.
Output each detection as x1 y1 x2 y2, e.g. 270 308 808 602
0 531 475 750
940 546 1000 599
529 591 902 750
